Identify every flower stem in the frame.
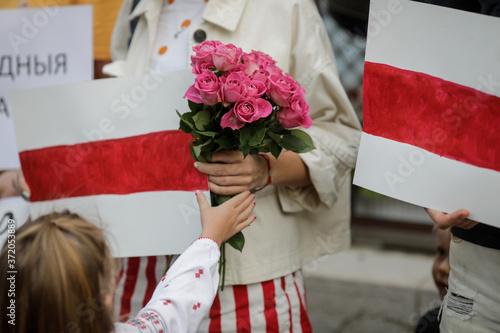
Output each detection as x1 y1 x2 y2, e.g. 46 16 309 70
220 242 226 291
162 255 174 276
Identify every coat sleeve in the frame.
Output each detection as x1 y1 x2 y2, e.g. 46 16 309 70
277 0 362 213
114 238 220 333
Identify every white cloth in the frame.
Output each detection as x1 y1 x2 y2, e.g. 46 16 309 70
105 0 361 286
149 0 207 72
440 237 500 333
114 238 220 333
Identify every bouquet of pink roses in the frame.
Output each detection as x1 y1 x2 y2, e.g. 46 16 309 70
177 41 315 285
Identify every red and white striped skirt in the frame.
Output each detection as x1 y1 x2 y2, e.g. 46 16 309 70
114 256 312 332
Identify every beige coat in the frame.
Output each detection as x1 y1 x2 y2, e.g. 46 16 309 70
104 0 362 285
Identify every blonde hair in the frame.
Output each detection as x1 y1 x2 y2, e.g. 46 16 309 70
0 211 115 333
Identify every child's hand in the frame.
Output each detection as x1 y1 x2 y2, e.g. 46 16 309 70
196 190 256 246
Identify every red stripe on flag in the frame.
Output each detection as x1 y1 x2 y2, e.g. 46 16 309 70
363 62 500 172
262 280 279 332
142 256 157 307
233 285 251 332
208 294 221 332
19 130 208 202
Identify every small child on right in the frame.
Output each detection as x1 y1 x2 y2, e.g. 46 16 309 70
0 190 256 333
415 227 451 333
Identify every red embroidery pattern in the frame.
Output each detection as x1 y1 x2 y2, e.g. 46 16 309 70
126 312 165 332
193 302 201 310
195 269 204 278
163 300 172 306
148 312 159 318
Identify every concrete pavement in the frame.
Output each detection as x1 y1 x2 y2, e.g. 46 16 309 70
304 246 440 332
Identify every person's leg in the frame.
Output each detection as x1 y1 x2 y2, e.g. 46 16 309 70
440 238 500 332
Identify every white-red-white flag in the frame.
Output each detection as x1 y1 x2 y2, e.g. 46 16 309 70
10 70 209 257
354 0 500 227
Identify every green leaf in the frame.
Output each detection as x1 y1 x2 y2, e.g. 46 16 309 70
241 145 251 158
193 109 211 131
266 131 281 143
189 142 199 162
280 129 315 153
249 148 260 155
177 110 194 132
238 126 252 147
191 143 202 161
188 100 203 112
196 131 218 138
270 124 288 135
248 126 266 147
199 140 217 153
291 129 315 148
215 136 236 150
199 151 211 163
269 140 283 159
226 232 245 252
191 138 216 162
179 121 192 134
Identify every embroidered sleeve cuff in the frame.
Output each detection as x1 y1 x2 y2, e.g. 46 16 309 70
192 236 220 248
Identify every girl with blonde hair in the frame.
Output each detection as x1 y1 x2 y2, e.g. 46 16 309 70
0 190 256 333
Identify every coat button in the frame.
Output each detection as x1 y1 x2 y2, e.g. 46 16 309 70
193 29 207 43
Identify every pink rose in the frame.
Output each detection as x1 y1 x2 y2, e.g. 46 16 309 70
212 43 243 72
220 72 248 104
184 71 220 106
268 74 301 107
191 40 223 67
221 97 273 130
243 50 277 76
250 69 271 88
245 80 267 98
227 63 247 74
265 64 284 77
277 94 312 128
192 62 216 75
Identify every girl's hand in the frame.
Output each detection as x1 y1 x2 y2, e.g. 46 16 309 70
424 208 478 230
194 151 269 196
196 190 256 246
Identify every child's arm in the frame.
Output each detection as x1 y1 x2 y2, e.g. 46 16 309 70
115 191 256 333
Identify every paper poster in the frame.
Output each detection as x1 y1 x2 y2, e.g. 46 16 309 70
0 5 92 170
10 70 209 257
353 0 500 227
